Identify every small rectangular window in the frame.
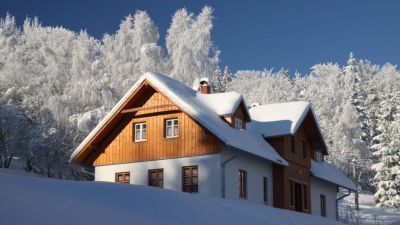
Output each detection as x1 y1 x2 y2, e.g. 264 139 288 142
148 169 164 188
263 177 268 204
182 165 198 193
320 194 326 217
165 119 179 138
289 180 294 207
239 169 247 198
291 136 296 153
234 118 243 129
115 172 130 184
134 122 147 142
303 184 308 210
300 141 307 158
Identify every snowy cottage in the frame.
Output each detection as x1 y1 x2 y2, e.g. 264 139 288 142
70 72 356 220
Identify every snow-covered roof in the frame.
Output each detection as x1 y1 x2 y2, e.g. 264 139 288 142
248 101 312 137
311 160 357 191
198 92 244 116
70 72 287 166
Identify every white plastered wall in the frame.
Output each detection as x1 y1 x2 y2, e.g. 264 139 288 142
221 147 274 205
310 176 338 220
95 154 221 197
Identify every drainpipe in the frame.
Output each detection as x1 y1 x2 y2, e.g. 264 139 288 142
336 187 352 221
221 149 239 198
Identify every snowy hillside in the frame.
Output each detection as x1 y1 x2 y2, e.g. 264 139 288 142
0 169 343 225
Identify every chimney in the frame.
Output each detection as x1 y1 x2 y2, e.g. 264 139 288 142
199 77 210 94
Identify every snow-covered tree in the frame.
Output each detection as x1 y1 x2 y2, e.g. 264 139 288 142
101 10 161 97
139 43 166 74
0 14 20 71
0 8 221 179
212 66 232 93
342 52 372 208
166 6 220 85
372 87 400 207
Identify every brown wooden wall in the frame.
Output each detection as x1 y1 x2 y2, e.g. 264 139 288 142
91 87 222 166
268 125 313 212
273 164 286 208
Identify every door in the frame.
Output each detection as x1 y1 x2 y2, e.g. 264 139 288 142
294 183 303 212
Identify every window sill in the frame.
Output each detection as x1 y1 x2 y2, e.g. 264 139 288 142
134 140 147 143
165 136 179 139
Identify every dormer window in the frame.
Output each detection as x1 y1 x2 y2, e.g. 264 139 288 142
234 118 243 129
315 151 323 162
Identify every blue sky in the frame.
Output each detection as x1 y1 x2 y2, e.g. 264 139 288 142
2 0 400 74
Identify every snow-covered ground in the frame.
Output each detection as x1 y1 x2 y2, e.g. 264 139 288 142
0 169 343 225
339 192 400 225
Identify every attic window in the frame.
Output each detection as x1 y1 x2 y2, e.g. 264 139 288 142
165 119 179 138
134 122 147 142
234 118 243 129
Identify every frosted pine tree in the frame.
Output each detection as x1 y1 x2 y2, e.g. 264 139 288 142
345 53 375 200
372 89 400 207
222 66 233 89
348 53 374 148
212 67 223 93
212 66 232 93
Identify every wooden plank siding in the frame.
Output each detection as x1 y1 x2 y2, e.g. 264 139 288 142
92 86 222 166
268 124 313 212
273 164 286 208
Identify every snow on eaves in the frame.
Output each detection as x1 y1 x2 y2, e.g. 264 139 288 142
311 160 357 191
70 72 287 166
248 101 312 137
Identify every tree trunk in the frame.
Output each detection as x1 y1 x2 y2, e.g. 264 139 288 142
353 164 360 210
5 155 13 168
354 188 360 210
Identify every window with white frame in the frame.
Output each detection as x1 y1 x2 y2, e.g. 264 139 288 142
165 119 179 138
234 118 243 129
134 122 147 142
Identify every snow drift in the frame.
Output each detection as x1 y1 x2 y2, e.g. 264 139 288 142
0 169 343 225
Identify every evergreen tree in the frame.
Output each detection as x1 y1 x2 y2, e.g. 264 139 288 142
212 67 223 93
212 66 232 93
372 88 400 207
343 52 372 208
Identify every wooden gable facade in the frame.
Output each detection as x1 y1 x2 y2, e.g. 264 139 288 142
268 111 327 213
73 80 222 166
